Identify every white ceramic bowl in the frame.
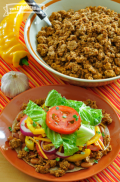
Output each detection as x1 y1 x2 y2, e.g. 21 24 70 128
24 0 120 87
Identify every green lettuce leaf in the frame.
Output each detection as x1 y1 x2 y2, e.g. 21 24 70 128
45 89 62 106
42 122 63 148
23 100 62 148
79 104 103 126
45 90 103 126
23 100 46 126
62 132 79 156
76 123 95 146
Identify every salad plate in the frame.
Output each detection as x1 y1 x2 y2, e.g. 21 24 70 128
0 85 120 181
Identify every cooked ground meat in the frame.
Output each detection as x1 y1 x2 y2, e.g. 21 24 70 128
48 160 57 168
16 112 25 122
103 134 111 147
9 138 21 149
17 150 28 158
102 113 112 124
35 165 50 174
102 145 112 155
37 6 120 79
83 99 98 109
59 160 70 171
90 151 103 160
50 169 66 177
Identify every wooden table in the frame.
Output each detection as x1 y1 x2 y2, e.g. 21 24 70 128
0 1 50 181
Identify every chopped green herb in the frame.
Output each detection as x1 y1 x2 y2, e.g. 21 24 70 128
56 106 59 110
73 114 78 121
56 157 60 161
102 132 105 137
81 152 85 155
94 160 98 164
96 131 101 134
55 122 58 125
8 127 12 132
24 146 29 152
62 115 67 118
52 114 55 119
33 121 37 128
69 120 74 124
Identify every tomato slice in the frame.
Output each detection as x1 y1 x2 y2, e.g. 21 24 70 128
87 144 100 151
46 106 81 134
36 142 57 160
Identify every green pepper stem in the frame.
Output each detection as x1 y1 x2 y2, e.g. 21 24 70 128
20 56 29 66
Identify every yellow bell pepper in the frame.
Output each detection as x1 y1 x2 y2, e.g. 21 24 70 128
87 126 101 146
26 117 45 135
66 149 91 162
0 0 30 67
25 136 34 150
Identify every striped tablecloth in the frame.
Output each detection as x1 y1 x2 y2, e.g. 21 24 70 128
0 20 120 182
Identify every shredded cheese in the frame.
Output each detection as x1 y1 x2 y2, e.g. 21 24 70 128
34 137 51 142
78 146 83 150
100 123 106 128
29 137 48 159
41 133 46 137
98 139 105 150
94 141 102 150
43 143 54 147
58 144 63 152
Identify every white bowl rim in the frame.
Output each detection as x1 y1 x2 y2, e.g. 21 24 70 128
24 10 120 84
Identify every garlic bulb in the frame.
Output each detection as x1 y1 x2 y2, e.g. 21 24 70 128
1 71 29 98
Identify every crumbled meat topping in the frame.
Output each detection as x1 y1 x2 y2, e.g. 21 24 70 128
50 169 66 177
35 165 50 174
102 113 112 125
59 160 70 171
17 150 28 158
103 135 111 147
37 6 120 79
9 138 21 149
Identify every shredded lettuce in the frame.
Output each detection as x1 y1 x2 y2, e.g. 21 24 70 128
45 89 62 106
23 100 46 126
76 123 95 146
62 132 79 156
42 123 63 148
45 90 103 126
79 104 103 126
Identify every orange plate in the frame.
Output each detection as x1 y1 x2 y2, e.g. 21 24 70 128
0 85 120 181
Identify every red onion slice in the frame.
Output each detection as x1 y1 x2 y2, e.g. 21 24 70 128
20 115 34 136
55 151 70 158
41 141 57 154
